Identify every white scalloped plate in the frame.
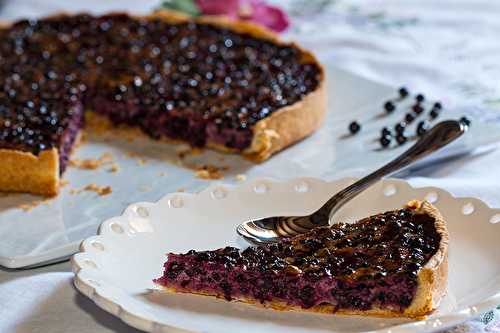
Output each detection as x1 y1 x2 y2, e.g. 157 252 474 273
72 178 500 333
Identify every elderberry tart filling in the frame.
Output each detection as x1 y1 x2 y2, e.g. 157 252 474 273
155 201 448 318
0 12 322 155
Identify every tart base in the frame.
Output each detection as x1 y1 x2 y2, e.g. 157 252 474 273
159 286 425 319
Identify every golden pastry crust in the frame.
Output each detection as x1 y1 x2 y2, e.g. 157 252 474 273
404 200 448 318
0 11 325 196
0 148 60 196
159 201 448 319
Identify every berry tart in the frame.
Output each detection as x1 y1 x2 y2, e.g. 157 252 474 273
0 11 325 196
155 201 448 318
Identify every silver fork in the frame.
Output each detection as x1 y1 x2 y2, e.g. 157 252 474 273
236 120 467 245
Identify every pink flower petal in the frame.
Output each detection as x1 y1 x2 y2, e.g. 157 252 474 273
195 0 290 33
246 4 290 32
195 0 240 17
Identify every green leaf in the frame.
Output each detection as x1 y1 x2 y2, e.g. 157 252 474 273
160 0 200 16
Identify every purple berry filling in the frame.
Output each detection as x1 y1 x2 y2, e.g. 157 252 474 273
57 103 84 173
156 208 440 312
0 13 320 160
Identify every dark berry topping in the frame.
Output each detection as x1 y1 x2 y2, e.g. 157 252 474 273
416 94 425 103
398 87 409 98
349 121 361 134
396 134 407 145
416 121 430 137
384 101 396 113
379 135 391 148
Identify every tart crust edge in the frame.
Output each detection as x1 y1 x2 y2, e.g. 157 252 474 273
404 200 448 318
0 148 60 196
157 200 448 319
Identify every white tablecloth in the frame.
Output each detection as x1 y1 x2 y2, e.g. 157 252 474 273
1 1 499 332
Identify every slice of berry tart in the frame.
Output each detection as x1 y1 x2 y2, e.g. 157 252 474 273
155 201 448 318
0 11 325 196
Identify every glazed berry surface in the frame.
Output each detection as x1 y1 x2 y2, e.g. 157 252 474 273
0 14 321 164
156 208 441 312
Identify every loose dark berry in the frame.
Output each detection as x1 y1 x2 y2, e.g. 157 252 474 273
416 94 425 103
429 109 440 120
459 116 471 127
349 121 361 134
412 104 424 114
433 102 442 110
381 127 392 137
416 121 429 136
384 101 395 113
396 134 407 145
394 122 406 134
405 113 415 123
379 135 391 148
399 87 409 98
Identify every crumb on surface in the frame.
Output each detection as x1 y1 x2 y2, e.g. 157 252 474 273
108 163 120 173
70 184 112 196
235 174 247 182
60 179 70 187
84 184 112 196
70 152 114 170
69 158 99 169
19 202 38 212
18 198 51 212
194 164 227 180
176 188 185 192
124 151 148 165
158 171 166 177
176 146 203 160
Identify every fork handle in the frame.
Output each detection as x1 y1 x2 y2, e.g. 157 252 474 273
312 120 466 224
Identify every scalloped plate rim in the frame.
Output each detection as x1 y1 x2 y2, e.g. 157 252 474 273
72 177 500 333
